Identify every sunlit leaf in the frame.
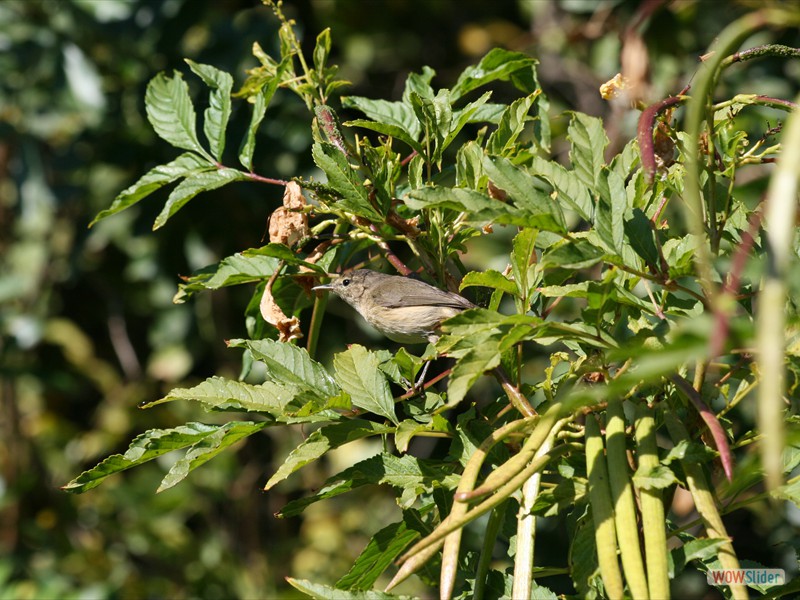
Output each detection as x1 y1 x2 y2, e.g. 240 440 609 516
567 111 609 191
336 516 423 591
451 48 538 99
153 168 247 229
265 419 393 489
63 422 262 493
90 152 212 226
157 421 268 492
230 338 340 399
334 345 398 424
186 60 233 161
145 71 210 160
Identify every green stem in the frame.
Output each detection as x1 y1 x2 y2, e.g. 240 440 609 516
634 405 670 600
585 414 624 600
757 89 800 491
683 8 800 304
664 409 748 600
606 398 649 599
473 503 508 600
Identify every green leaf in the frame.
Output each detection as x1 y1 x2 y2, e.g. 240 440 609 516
451 48 538 100
243 244 326 272
342 96 421 147
145 71 211 160
409 89 452 164
278 453 457 517
446 341 502 408
529 155 592 220
312 141 381 220
624 208 660 270
594 168 626 252
670 538 729 577
63 422 259 493
186 60 233 161
230 338 340 399
567 111 609 191
512 227 538 301
394 415 451 453
402 66 436 102
460 270 518 297
443 90 492 153
487 92 538 155
633 464 678 490
483 155 566 233
90 152 212 226
238 57 286 171
287 578 413 600
157 421 267 492
142 376 336 423
406 186 564 230
336 517 422 591
153 168 246 229
174 252 281 303
266 420 392 489
540 238 606 270
334 345 398 424
313 28 332 73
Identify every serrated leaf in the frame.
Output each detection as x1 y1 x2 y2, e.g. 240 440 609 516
540 238 606 270
145 71 211 160
158 421 267 492
278 453 457 517
624 208 660 270
670 538 729 577
312 141 381 220
62 423 246 493
529 155 592 220
405 186 560 229
512 227 538 300
91 153 212 226
186 60 233 161
336 517 422 591
230 338 339 399
633 464 678 490
342 96 421 144
313 28 332 73
446 342 502 408
487 92 538 155
394 415 451 453
153 168 246 229
483 155 566 233
443 91 492 153
266 420 392 489
595 168 626 252
237 55 286 169
174 252 281 303
287 578 413 600
460 270 518 296
243 244 326 272
142 376 332 423
451 48 538 100
567 111 609 192
334 345 398 424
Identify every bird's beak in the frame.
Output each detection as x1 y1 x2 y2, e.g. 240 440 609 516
312 282 333 291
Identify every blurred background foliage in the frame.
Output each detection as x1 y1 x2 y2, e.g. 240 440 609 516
1 0 798 597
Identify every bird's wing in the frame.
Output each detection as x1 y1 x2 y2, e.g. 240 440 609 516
372 279 475 309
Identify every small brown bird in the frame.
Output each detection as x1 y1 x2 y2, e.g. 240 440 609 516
313 269 475 344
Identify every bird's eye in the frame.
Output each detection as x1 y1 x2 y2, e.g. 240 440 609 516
342 278 351 286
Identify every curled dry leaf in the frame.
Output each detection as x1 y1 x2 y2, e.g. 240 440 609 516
269 181 309 247
260 279 303 343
